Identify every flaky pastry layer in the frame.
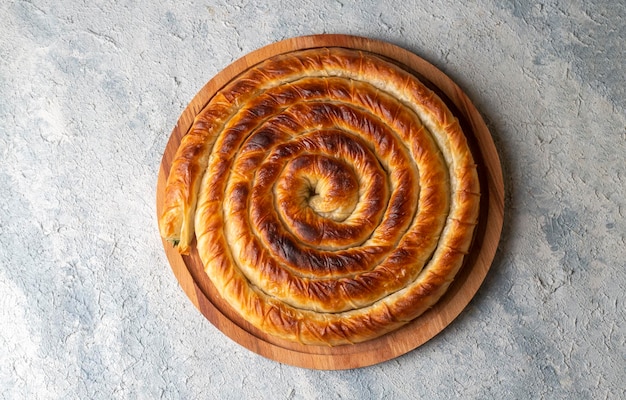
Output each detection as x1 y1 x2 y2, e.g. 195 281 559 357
160 47 480 346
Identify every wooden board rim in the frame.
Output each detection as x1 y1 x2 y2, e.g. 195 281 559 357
156 34 504 370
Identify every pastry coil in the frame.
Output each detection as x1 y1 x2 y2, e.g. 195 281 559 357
159 47 480 346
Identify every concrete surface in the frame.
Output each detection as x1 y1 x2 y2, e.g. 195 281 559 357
1 0 625 398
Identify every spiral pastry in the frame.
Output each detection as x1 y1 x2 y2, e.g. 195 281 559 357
159 47 480 346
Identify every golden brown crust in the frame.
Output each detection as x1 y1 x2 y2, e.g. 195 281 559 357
159 47 480 345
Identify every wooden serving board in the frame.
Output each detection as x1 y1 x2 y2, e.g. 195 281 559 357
156 34 504 370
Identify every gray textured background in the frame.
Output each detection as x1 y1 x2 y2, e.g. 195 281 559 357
1 0 625 398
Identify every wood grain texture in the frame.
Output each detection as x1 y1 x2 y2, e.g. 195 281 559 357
155 34 504 370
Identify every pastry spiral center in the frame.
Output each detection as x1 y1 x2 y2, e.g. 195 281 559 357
301 156 359 222
269 129 391 253
276 152 361 248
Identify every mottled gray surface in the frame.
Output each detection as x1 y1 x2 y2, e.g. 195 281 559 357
1 0 625 398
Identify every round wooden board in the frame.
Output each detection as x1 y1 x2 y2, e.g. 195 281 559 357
156 34 504 370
